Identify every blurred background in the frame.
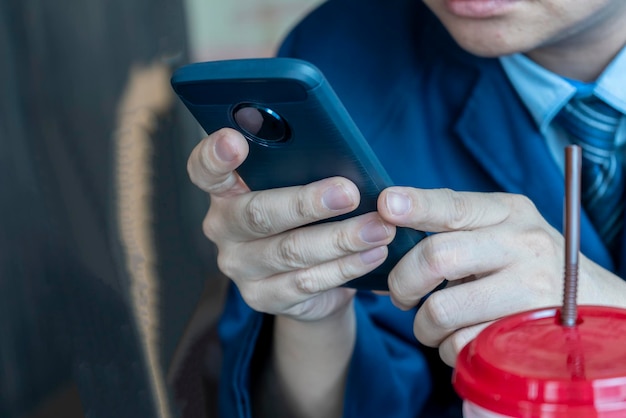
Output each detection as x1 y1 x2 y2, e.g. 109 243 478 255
0 0 321 417
185 0 321 61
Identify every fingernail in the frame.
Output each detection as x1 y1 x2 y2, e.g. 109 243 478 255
322 184 354 211
386 191 411 216
359 220 390 244
360 247 386 264
215 137 238 162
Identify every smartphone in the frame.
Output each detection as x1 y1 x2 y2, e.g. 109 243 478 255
171 57 425 290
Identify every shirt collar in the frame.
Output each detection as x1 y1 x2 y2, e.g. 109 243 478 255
499 45 626 133
595 45 626 115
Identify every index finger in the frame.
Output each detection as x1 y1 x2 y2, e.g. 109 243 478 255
378 187 516 232
187 128 250 197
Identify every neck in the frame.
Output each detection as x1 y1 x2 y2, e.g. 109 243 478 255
527 6 626 82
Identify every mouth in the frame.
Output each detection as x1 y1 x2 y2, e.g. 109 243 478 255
444 0 520 18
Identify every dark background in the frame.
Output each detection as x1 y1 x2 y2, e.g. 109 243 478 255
0 0 226 416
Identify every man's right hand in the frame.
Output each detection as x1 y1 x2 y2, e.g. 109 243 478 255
187 128 396 322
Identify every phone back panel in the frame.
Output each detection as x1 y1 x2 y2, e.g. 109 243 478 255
171 58 425 290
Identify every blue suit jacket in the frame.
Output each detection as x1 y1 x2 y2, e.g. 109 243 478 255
217 0 625 416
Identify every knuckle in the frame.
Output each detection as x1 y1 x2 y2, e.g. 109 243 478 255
388 274 414 309
293 258 357 296
276 233 307 269
204 175 238 195
238 286 263 312
422 291 456 330
294 188 317 220
294 269 320 295
442 325 487 366
508 193 537 216
521 225 560 258
520 262 561 302
188 142 237 194
201 213 220 242
336 257 359 281
449 328 474 356
332 227 356 254
413 313 434 347
387 275 404 299
439 334 461 367
215 249 237 279
419 235 450 278
243 194 273 235
439 346 454 366
445 189 473 229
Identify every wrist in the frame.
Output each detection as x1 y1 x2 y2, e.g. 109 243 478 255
271 296 356 418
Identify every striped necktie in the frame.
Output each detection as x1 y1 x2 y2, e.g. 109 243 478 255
555 95 625 256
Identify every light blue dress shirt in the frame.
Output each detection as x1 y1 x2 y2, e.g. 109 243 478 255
499 47 626 173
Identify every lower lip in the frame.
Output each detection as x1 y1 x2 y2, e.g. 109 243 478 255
444 0 519 18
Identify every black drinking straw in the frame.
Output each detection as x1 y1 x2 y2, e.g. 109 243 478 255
561 145 582 327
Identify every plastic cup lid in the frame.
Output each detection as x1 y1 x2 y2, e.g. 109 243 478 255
453 306 626 417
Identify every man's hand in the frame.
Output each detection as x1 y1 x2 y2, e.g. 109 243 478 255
378 187 626 366
187 128 396 322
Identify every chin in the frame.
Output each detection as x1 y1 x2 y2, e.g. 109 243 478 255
451 34 524 57
441 21 535 57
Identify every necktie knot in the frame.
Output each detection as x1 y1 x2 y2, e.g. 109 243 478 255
555 94 625 258
557 95 621 149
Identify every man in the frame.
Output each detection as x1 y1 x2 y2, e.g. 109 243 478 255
186 0 626 416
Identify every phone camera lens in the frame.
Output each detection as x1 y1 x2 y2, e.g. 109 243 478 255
233 104 290 145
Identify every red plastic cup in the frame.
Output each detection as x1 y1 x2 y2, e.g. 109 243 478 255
453 306 626 417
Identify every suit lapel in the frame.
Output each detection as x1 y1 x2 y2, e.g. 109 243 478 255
453 62 614 271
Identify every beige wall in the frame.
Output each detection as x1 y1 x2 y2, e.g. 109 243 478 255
184 0 324 62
